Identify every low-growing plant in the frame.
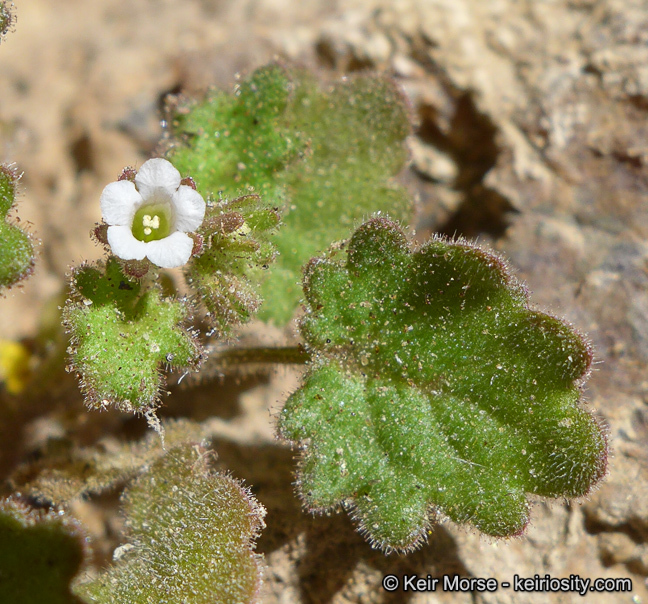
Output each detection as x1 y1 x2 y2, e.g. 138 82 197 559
0 4 608 601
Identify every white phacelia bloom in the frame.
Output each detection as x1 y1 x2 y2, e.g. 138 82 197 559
100 158 205 268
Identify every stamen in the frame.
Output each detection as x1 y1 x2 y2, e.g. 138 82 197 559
132 204 172 242
142 214 161 232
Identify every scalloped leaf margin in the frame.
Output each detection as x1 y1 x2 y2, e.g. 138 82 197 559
280 217 608 551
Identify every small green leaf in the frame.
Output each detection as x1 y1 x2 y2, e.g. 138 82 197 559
76 444 265 604
0 164 34 290
0 163 16 217
64 259 202 413
0 498 88 604
280 217 608 551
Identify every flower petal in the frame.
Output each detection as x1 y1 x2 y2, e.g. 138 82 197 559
171 185 206 232
135 158 181 200
107 225 148 260
145 232 194 268
100 181 142 226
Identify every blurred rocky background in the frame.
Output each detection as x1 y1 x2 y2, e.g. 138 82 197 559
1 1 647 602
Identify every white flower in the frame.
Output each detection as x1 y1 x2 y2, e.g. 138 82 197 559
100 158 205 269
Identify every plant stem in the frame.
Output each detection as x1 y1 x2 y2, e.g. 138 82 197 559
206 345 311 370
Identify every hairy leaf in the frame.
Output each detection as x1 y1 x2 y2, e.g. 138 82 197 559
12 419 211 504
0 498 88 604
169 64 412 324
280 217 608 551
0 164 34 290
76 445 265 604
64 259 202 413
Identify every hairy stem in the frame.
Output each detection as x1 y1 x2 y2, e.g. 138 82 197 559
206 345 311 370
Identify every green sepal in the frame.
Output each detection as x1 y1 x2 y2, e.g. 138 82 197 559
168 64 413 324
0 498 88 604
64 258 203 413
0 164 34 290
279 217 608 551
76 444 265 604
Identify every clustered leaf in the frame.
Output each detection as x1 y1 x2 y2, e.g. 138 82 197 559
169 64 412 323
0 164 34 290
45 61 610 585
0 497 88 604
76 444 266 604
63 258 202 413
279 217 608 551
